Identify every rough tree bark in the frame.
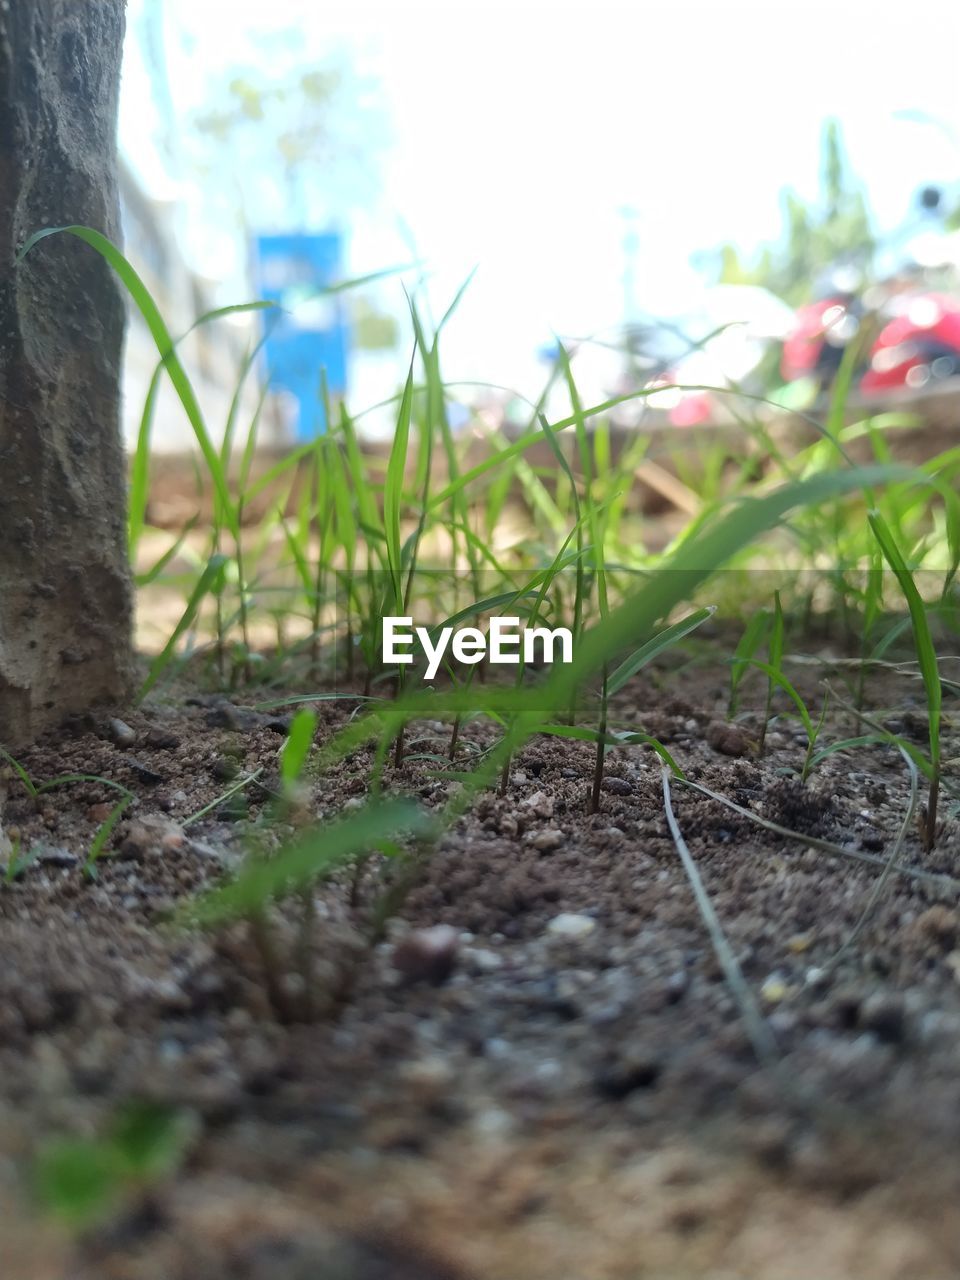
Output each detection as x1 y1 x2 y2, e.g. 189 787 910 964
0 0 133 749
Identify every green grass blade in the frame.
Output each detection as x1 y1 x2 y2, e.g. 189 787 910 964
184 800 434 925
136 554 230 702
280 709 317 791
607 607 716 697
18 225 239 538
729 609 771 716
384 359 416 609
135 517 199 588
868 510 941 771
83 797 135 879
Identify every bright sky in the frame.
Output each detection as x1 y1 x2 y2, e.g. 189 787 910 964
120 0 960 395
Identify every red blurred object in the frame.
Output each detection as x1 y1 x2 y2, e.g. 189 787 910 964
861 294 960 393
668 391 714 427
781 300 845 381
781 288 960 397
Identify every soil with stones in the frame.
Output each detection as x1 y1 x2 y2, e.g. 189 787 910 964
1 650 959 1279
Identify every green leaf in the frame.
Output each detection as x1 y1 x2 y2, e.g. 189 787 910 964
185 800 434 925
729 609 771 714
136 553 230 702
83 796 135 879
607 607 715 696
869 509 941 769
281 709 317 791
109 1102 192 1178
35 1140 120 1225
747 659 815 739
135 517 199 588
770 590 785 674
384 359 416 609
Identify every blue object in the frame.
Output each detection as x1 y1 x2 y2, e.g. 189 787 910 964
254 232 349 438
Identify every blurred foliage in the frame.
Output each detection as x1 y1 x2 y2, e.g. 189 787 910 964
351 295 401 351
183 40 397 348
195 67 344 163
35 1102 193 1228
187 40 386 231
714 120 876 304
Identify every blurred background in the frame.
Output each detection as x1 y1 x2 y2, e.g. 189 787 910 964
117 0 960 449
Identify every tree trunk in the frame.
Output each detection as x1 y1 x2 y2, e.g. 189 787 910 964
0 0 133 750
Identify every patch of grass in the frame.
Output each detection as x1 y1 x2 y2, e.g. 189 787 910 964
17 224 959 1023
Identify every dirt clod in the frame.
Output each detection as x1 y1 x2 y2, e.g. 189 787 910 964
392 925 460 984
706 719 752 756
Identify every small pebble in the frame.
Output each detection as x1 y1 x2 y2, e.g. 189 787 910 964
36 847 80 869
399 1056 454 1102
109 718 136 748
128 759 164 785
135 977 192 1013
664 970 689 1003
472 1107 514 1137
601 777 632 797
531 829 564 853
462 946 503 974
911 906 958 950
547 912 597 940
392 925 459 985
760 974 790 1003
117 817 183 862
524 790 554 817
483 1037 512 1060
786 932 813 954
